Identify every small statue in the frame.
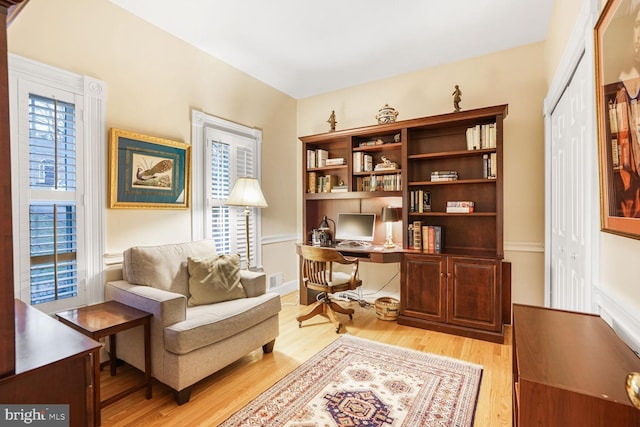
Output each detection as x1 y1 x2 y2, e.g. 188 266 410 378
327 110 337 131
452 85 462 112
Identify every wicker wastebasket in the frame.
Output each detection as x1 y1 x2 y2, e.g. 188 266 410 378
375 297 400 321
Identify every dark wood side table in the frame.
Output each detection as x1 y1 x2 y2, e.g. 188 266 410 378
56 300 152 425
512 303 640 426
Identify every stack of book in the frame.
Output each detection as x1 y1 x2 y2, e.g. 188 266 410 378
325 158 346 166
412 221 444 253
422 225 444 254
306 148 329 168
353 152 373 172
308 174 339 193
465 123 496 150
355 173 401 192
431 171 458 182
409 189 431 212
446 201 474 213
482 153 497 179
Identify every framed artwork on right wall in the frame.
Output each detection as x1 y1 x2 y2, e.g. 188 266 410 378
595 0 640 239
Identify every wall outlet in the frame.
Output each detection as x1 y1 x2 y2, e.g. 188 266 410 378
268 272 283 290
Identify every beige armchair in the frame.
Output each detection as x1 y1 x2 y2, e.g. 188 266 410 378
105 240 281 404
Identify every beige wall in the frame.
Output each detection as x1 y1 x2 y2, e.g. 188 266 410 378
298 43 547 305
8 0 300 286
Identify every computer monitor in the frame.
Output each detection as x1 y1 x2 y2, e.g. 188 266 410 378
335 212 376 243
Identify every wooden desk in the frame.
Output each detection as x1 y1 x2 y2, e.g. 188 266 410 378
0 300 101 427
512 304 640 426
56 301 152 425
295 243 403 304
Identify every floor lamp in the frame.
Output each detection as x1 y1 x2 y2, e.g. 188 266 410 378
225 177 268 270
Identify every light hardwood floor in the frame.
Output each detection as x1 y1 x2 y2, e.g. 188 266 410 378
101 292 513 426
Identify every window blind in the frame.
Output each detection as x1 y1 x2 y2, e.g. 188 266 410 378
28 94 78 305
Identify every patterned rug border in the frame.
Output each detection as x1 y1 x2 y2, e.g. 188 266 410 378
220 335 483 427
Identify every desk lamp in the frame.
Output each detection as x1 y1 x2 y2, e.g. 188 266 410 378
381 206 399 249
225 177 268 270
318 215 335 247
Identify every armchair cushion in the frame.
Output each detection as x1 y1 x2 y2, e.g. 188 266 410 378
187 254 246 306
164 292 281 355
123 240 217 297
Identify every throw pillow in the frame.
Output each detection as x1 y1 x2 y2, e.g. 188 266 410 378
187 254 246 306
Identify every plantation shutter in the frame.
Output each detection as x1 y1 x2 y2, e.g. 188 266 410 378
28 94 78 305
206 130 258 268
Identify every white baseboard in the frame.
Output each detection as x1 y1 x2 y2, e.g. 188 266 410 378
269 279 298 296
594 287 640 356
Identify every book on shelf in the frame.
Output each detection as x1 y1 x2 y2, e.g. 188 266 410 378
306 149 316 169
356 173 401 192
446 201 474 213
413 221 422 251
331 184 348 192
431 170 458 182
325 157 346 166
611 138 621 169
316 149 329 167
410 189 431 212
352 152 373 173
482 154 497 179
489 152 497 179
465 123 496 150
608 100 619 133
407 223 414 249
317 174 338 193
421 225 443 254
307 172 317 193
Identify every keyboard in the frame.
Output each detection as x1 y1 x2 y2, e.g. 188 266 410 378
336 240 372 248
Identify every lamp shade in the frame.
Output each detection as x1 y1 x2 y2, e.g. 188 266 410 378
381 206 399 223
225 177 268 208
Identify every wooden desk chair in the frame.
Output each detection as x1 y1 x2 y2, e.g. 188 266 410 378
297 245 362 333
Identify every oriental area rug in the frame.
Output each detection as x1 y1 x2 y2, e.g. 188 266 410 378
219 335 483 427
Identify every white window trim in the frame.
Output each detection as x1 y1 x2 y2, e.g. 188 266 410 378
9 54 106 312
191 110 263 267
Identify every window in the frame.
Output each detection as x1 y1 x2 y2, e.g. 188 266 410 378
9 54 106 313
28 94 78 305
191 111 263 269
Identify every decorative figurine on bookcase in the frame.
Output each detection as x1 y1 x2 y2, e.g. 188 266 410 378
452 85 462 112
327 110 337 132
376 104 399 124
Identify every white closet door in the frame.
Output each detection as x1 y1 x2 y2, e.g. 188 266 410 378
549 54 592 312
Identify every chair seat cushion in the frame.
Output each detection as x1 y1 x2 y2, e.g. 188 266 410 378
327 271 351 286
164 293 281 355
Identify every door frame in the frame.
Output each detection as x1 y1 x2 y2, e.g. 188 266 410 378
543 0 600 311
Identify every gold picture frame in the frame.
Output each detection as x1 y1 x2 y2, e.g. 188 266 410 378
108 128 191 209
595 0 640 238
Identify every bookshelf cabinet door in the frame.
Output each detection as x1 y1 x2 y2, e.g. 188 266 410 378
401 254 446 322
447 257 501 332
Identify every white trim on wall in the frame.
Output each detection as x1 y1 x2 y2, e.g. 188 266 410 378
504 241 544 253
8 54 107 308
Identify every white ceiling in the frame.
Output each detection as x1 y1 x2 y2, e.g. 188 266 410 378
109 0 554 99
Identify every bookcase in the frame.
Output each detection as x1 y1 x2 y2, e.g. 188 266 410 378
299 105 510 341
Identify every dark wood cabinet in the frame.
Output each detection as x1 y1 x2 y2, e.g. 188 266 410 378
0 300 101 426
513 304 640 426
400 254 503 342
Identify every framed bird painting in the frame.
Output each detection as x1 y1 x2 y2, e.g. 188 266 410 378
109 128 191 209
